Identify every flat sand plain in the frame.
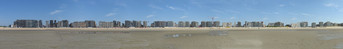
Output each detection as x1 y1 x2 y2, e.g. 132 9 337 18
1 28 343 49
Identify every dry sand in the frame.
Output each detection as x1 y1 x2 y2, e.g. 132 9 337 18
1 28 343 49
2 27 343 31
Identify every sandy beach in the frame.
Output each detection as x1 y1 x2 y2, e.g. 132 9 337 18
1 27 343 49
2 27 343 31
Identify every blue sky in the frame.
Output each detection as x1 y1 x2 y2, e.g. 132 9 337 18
1 0 343 26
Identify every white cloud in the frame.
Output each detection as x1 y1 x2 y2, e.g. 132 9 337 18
50 10 62 15
105 13 116 17
165 6 186 11
324 3 343 12
146 15 154 18
300 13 311 16
168 6 176 10
149 4 163 9
179 16 188 19
325 3 339 8
230 17 235 19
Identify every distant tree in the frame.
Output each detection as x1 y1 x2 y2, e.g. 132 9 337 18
285 25 292 27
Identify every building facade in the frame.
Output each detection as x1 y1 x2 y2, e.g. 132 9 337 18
70 22 87 28
178 21 185 27
206 21 213 27
319 22 324 27
213 21 220 27
57 20 69 27
46 20 57 28
143 21 147 27
244 21 264 27
324 21 333 27
222 22 233 27
85 20 96 28
124 20 132 27
311 22 316 28
99 21 114 28
267 22 284 27
113 20 121 27
132 20 142 27
300 22 308 27
13 20 40 28
200 21 206 27
190 21 199 27
236 21 242 27
185 21 190 27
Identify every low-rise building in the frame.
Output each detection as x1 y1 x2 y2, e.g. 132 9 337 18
190 21 199 27
244 21 264 27
99 21 114 28
324 21 333 27
166 21 174 27
85 20 96 28
13 20 41 28
200 21 206 27
319 22 324 27
206 21 213 27
70 22 87 28
267 22 284 27
222 22 233 27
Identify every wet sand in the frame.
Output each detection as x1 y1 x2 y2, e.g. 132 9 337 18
1 28 343 49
